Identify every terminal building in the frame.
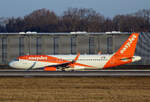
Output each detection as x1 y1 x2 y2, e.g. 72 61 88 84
0 32 149 66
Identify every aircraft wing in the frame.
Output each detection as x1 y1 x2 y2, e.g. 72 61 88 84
44 53 80 71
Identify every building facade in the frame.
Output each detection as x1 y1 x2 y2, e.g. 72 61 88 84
0 32 149 65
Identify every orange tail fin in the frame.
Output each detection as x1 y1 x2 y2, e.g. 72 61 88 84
104 33 139 68
115 33 139 58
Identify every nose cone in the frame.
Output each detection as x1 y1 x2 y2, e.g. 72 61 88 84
9 61 12 67
9 61 16 68
132 56 141 62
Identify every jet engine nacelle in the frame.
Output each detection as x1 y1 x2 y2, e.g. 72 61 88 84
44 67 57 71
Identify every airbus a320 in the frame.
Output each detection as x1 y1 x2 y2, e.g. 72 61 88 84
9 33 141 71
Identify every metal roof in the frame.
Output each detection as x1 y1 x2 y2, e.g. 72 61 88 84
0 32 130 35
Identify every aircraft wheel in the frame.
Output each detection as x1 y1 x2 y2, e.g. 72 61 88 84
61 68 66 71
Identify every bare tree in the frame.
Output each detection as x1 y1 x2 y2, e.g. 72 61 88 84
3 8 150 33
24 8 58 32
61 8 105 32
113 14 148 32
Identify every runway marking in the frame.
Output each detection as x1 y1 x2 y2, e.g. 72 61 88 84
0 70 149 77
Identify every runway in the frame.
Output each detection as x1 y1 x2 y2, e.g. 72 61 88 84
0 70 150 77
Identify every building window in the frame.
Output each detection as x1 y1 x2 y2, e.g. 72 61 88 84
71 37 76 54
36 37 42 55
2 38 7 63
89 37 95 54
54 37 59 55
107 37 113 54
19 37 24 56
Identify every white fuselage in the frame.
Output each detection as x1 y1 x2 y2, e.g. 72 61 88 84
9 54 141 71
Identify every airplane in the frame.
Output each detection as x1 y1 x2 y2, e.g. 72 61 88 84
9 33 141 71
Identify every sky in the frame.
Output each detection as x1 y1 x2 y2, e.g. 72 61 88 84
0 0 150 18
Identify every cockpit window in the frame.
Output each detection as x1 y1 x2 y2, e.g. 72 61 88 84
13 58 19 61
